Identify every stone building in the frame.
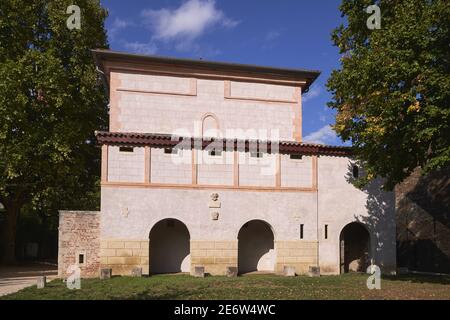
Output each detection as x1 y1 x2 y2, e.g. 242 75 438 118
58 50 397 278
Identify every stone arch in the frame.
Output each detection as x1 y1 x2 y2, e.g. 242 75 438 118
237 220 276 274
149 218 190 274
339 222 371 273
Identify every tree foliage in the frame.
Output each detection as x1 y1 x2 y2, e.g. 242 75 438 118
327 0 450 189
0 0 108 262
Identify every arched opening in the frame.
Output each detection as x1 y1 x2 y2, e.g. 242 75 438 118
201 113 220 138
149 218 190 274
238 220 275 274
339 222 370 273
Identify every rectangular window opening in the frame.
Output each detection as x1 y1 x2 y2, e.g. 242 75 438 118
119 146 134 153
165 148 182 155
290 154 303 160
78 254 85 264
300 224 304 239
324 224 328 239
208 149 222 157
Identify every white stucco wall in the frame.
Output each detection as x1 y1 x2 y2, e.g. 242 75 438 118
150 148 192 184
197 150 234 185
108 146 145 183
280 155 312 188
100 187 318 242
239 153 277 187
317 156 396 274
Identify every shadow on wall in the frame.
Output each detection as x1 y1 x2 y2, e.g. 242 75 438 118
345 163 396 272
395 167 450 273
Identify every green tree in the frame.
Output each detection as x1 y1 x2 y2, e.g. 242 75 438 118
0 0 108 263
327 0 450 189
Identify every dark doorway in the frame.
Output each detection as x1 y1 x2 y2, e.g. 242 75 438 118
149 218 190 274
238 220 275 274
340 222 370 273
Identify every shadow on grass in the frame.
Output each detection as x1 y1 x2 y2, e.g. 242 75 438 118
383 274 450 285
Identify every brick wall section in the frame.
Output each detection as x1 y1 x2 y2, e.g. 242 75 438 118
58 211 100 278
275 241 318 275
191 240 238 275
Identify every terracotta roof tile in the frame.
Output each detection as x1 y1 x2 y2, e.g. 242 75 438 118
95 131 352 157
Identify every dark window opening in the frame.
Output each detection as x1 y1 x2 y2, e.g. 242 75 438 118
78 254 85 264
164 148 181 155
352 165 359 178
119 146 134 153
290 154 303 160
208 149 222 156
325 224 328 239
300 224 304 239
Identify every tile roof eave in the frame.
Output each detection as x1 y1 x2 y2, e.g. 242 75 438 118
95 131 352 157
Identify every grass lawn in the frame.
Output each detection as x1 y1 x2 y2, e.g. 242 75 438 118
2 273 449 300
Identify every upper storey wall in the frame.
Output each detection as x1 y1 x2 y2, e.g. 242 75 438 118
109 71 303 142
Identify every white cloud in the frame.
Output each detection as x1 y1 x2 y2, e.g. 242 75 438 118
141 0 239 44
302 85 321 102
108 18 133 41
303 125 338 145
123 41 158 55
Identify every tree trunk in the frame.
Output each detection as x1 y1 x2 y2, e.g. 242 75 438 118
1 202 20 264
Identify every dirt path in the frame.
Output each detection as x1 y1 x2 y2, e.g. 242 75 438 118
0 263 58 296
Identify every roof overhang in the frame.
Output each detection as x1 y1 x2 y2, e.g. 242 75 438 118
92 49 321 93
95 131 351 157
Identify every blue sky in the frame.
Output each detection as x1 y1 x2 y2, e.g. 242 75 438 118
101 0 348 146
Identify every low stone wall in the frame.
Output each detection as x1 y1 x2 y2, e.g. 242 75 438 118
190 240 238 275
275 241 318 275
58 211 101 278
100 238 149 275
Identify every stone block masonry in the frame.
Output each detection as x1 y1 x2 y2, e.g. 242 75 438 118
275 241 318 275
100 239 149 275
190 241 238 276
